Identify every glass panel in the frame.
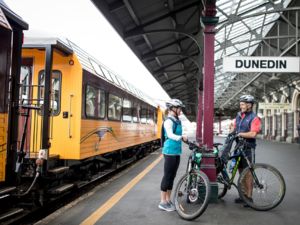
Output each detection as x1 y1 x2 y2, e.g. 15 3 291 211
101 67 114 82
108 94 122 120
119 79 127 89
20 66 31 105
39 70 61 116
140 108 147 124
122 98 132 122
147 109 154 124
90 59 104 77
154 109 158 123
85 85 97 117
117 77 126 89
133 102 139 123
110 72 121 86
97 89 106 118
85 85 106 119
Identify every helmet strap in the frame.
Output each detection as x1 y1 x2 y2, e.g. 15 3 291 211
171 108 179 119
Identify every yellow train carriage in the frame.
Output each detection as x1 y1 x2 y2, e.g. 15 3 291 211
22 37 161 162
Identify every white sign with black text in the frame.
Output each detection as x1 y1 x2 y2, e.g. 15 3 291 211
258 103 291 110
223 57 300 73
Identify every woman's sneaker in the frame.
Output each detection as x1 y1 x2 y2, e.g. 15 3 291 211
158 202 174 212
167 201 176 211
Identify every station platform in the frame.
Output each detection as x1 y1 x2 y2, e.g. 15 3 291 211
35 138 300 225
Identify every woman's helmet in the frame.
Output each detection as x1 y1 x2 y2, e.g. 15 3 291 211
165 99 185 109
239 95 255 104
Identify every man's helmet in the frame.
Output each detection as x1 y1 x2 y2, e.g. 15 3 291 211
166 99 185 109
239 95 255 104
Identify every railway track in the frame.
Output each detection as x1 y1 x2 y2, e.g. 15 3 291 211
0 148 159 225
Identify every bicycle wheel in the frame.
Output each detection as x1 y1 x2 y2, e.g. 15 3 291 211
216 174 227 199
237 163 286 211
174 171 211 220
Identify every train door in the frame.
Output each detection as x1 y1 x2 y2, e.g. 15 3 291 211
18 59 33 155
0 12 12 182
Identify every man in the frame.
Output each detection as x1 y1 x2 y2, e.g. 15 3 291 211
159 99 188 212
232 95 261 207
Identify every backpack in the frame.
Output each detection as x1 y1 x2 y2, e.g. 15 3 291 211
160 117 179 147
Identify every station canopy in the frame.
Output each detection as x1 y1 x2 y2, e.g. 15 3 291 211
91 0 207 121
91 0 297 120
214 0 295 115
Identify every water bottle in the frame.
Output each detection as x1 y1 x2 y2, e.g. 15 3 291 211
229 158 236 173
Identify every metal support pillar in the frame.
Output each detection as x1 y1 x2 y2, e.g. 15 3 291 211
40 45 53 173
196 90 203 143
202 15 218 149
200 1 218 203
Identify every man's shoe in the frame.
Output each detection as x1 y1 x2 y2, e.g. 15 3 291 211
243 196 253 208
234 197 244 204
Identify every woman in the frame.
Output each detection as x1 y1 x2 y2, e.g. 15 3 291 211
159 99 187 212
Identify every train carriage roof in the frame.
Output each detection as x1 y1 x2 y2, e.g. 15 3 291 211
23 37 73 55
23 36 157 108
0 0 28 30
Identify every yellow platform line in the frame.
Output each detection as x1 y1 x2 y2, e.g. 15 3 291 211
80 154 163 225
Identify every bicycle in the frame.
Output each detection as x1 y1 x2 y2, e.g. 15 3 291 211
214 134 286 211
174 141 211 220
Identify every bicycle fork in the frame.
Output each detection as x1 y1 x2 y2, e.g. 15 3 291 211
220 168 231 188
242 152 263 189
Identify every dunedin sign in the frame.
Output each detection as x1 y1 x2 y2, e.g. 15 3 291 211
223 57 300 73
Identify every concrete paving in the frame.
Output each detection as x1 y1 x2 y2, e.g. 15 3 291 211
36 137 300 225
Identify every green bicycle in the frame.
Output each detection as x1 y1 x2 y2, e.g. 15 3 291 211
174 141 211 220
215 134 286 211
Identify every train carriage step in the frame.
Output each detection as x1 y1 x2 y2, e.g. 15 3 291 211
75 181 89 189
48 184 74 195
0 194 10 200
118 158 135 168
0 186 16 195
0 208 24 221
48 166 69 174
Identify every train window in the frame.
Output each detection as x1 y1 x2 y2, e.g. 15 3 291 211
86 85 97 117
38 70 61 116
97 89 106 118
20 66 31 105
140 108 147 124
154 109 158 123
122 99 132 122
133 103 139 123
147 109 154 124
85 85 105 119
108 94 122 120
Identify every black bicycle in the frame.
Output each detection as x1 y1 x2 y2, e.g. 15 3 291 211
174 141 211 220
215 134 286 211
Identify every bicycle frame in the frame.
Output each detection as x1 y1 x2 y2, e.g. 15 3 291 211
186 142 205 190
219 140 262 189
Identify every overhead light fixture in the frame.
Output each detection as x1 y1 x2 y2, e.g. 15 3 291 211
268 74 280 82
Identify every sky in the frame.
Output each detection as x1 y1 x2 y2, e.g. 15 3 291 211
5 0 170 105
